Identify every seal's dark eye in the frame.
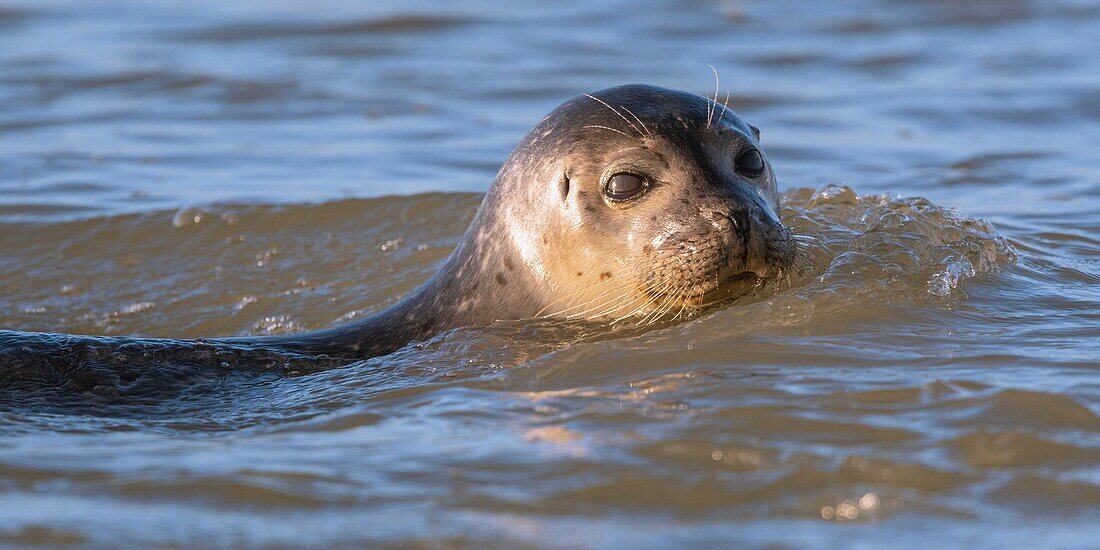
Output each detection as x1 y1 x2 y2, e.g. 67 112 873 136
736 149 765 177
605 173 646 202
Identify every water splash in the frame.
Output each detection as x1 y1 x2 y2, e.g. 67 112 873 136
928 255 977 297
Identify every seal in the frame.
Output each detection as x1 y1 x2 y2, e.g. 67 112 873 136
245 84 796 358
1 84 795 371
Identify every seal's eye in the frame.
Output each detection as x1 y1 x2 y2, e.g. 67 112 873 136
605 173 647 202
736 149 765 177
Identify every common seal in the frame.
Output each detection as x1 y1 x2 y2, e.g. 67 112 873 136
1 84 795 369
244 84 795 358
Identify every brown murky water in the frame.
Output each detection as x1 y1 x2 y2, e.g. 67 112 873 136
1 0 1098 547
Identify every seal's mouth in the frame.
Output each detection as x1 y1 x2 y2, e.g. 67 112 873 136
636 217 798 320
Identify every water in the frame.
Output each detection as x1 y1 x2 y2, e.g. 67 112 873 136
1 0 1098 546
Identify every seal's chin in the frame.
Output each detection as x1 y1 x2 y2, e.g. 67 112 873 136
685 271 762 308
645 271 762 312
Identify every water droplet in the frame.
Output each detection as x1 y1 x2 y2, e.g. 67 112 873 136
927 255 976 296
836 500 860 519
809 182 859 206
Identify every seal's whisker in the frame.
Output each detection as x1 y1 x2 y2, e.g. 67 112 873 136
633 283 664 325
583 125 632 138
600 278 665 323
549 265 652 320
562 285 638 320
668 297 686 321
665 297 687 322
718 91 731 125
615 279 674 324
534 275 623 317
596 292 653 323
797 248 816 269
655 283 689 321
584 287 649 322
609 295 654 324
583 94 644 137
792 241 815 262
618 105 652 138
706 64 721 129
593 276 667 322
641 288 681 326
636 295 667 326
785 247 816 278
781 266 795 289
538 277 633 318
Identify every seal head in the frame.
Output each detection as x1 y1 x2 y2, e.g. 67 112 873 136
482 84 795 323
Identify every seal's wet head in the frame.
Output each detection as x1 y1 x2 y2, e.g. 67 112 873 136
491 84 796 323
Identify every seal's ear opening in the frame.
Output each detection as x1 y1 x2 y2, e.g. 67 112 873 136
559 173 571 201
749 125 761 140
